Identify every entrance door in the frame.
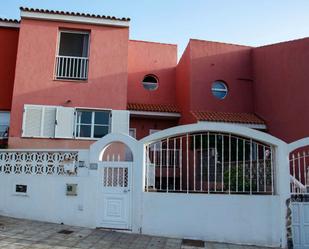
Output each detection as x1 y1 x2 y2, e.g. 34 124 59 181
99 161 132 230
292 202 309 248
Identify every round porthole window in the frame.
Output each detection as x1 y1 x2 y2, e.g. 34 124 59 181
211 81 228 99
142 75 158 91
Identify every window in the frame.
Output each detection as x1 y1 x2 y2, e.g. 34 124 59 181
55 31 90 80
0 112 10 138
211 81 228 99
129 128 136 138
149 129 161 150
142 75 158 91
75 110 111 139
22 105 129 140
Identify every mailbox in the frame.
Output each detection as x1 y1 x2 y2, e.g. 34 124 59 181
66 184 77 196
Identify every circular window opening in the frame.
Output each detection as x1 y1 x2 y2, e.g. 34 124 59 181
142 75 158 91
211 81 228 99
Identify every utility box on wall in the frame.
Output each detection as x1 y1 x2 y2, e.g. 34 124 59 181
66 184 77 196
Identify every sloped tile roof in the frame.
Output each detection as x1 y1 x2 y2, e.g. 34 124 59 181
20 7 130 21
0 17 20 23
191 111 265 125
128 103 180 113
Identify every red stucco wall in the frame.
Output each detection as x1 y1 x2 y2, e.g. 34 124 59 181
127 40 177 105
176 43 193 124
0 27 19 110
130 117 178 140
189 39 254 113
9 18 129 148
253 38 309 143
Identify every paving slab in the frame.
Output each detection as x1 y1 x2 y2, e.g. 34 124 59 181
0 216 280 249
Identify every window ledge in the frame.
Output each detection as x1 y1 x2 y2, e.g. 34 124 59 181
53 78 88 83
75 137 100 141
21 136 100 141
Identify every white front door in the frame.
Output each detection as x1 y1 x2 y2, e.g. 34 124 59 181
99 161 132 230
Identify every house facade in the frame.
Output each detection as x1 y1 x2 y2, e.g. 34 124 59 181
0 7 308 149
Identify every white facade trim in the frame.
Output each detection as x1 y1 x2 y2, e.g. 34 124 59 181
20 11 130 27
287 137 309 152
130 110 181 118
198 121 267 130
0 21 20 28
140 122 285 147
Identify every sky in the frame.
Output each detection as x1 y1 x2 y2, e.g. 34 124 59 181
1 0 309 58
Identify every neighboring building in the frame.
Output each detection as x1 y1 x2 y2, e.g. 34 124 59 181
0 7 308 148
0 18 19 148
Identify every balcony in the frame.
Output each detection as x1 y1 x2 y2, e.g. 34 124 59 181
55 55 89 80
55 30 90 81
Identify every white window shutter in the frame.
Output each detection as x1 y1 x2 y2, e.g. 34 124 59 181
55 107 75 138
22 105 43 137
42 107 57 137
111 110 129 135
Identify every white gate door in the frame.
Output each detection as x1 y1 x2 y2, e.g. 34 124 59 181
292 202 309 249
98 161 132 230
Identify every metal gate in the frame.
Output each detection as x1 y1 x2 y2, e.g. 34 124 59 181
290 145 309 249
292 201 309 249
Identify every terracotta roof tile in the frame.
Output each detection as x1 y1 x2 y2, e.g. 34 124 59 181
20 7 130 22
0 17 20 23
191 111 265 125
128 103 180 113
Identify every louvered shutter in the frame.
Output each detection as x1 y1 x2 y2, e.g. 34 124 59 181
42 107 57 137
22 105 43 137
55 107 75 138
111 110 129 134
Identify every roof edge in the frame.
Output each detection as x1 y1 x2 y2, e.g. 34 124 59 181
0 17 20 28
189 38 254 48
20 6 130 27
129 39 177 47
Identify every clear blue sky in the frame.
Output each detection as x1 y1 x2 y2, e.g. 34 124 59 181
1 0 309 57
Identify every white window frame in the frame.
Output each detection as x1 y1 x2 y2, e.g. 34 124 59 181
54 30 91 81
75 109 111 140
149 129 161 135
129 128 136 139
56 30 90 58
149 129 161 151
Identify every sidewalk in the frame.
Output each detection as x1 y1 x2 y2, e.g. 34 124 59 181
0 216 280 249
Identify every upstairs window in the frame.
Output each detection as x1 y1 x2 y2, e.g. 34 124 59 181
0 112 10 138
211 81 228 99
55 31 90 81
142 75 159 91
75 110 111 139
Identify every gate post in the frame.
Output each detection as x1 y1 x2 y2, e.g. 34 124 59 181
276 142 290 248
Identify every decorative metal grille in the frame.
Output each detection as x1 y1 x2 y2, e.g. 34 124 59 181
290 149 309 195
145 132 275 195
103 167 128 187
0 151 78 176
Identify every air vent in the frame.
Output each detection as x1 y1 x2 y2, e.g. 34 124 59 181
182 239 205 248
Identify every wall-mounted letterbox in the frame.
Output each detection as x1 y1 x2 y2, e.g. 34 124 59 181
66 184 77 196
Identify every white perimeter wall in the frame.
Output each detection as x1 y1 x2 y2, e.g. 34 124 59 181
142 192 281 247
0 173 97 228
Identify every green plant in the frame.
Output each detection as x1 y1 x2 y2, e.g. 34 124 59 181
224 166 255 192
